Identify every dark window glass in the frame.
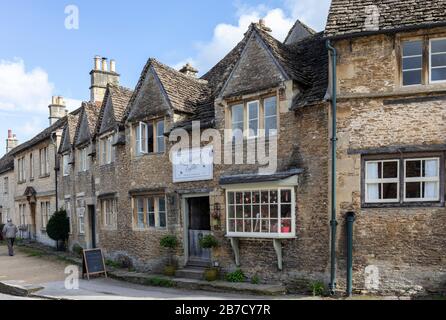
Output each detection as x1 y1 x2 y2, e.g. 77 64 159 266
382 183 398 199
383 162 398 178
403 41 422 56
403 70 422 86
406 160 421 178
147 123 154 153
432 68 446 81
406 182 421 199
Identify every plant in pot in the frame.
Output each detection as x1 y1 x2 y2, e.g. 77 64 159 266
199 235 220 281
46 209 70 251
160 235 178 276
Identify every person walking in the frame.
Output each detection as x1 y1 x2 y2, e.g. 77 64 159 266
2 219 18 256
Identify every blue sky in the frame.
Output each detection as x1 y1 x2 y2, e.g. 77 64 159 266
0 0 331 157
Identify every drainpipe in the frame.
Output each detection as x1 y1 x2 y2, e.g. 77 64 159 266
326 40 338 295
346 212 356 297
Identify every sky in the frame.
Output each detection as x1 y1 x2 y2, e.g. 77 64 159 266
0 0 331 157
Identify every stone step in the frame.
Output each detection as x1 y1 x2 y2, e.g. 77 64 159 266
175 267 205 280
187 259 211 268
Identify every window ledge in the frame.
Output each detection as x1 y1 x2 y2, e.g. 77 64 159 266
39 174 50 179
362 202 445 209
132 227 168 232
225 233 296 240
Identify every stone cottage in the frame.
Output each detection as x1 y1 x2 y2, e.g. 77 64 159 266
325 0 446 294
0 131 18 224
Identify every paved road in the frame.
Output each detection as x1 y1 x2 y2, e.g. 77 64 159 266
0 293 39 300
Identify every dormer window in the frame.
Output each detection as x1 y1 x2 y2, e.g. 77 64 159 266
78 147 89 172
229 96 278 139
135 119 165 156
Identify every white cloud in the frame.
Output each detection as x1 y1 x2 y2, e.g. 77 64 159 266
174 0 331 75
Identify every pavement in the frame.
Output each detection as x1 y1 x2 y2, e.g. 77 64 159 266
0 244 312 300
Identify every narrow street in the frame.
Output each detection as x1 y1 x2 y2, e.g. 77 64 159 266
0 245 307 300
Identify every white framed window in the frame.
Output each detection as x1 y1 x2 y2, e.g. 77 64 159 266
133 195 167 229
264 96 277 137
100 136 114 165
78 147 89 172
430 38 446 83
77 198 85 235
19 204 26 226
39 147 50 176
365 160 400 203
156 120 165 153
135 119 162 156
247 101 259 138
402 40 423 86
102 198 117 227
231 104 244 141
65 199 72 234
226 188 295 238
404 158 440 202
63 154 70 176
41 201 51 229
18 157 26 182
29 153 34 179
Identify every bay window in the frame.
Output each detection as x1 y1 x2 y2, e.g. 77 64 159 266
135 119 164 156
133 195 167 229
226 188 295 238
229 96 278 139
363 154 443 206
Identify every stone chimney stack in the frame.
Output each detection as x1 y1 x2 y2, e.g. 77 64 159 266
257 19 272 32
48 96 67 126
90 55 120 103
179 63 198 78
6 129 19 154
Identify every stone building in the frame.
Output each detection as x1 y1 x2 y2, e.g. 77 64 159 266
89 19 331 292
8 104 66 245
325 0 446 294
0 132 17 224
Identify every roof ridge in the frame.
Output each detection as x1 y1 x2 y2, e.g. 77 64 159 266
150 58 208 85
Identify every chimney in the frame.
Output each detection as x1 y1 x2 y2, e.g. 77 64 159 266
6 129 19 153
257 19 272 32
90 55 120 103
179 63 198 78
48 95 67 126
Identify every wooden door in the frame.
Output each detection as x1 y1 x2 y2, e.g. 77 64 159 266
188 197 211 262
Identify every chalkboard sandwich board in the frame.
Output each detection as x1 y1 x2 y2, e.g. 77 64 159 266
82 248 108 280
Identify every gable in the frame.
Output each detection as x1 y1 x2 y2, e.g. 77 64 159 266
127 68 171 122
75 111 91 146
99 95 117 134
59 126 72 154
220 33 287 99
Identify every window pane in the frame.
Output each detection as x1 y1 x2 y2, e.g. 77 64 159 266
264 97 277 116
252 205 260 219
252 191 260 204
403 41 422 56
367 183 380 201
281 219 292 233
159 211 166 228
366 162 379 179
244 220 252 233
424 182 439 199
243 205 251 219
431 39 446 53
265 117 277 137
236 220 243 232
406 182 421 199
156 121 164 152
228 192 234 204
236 206 243 218
147 123 154 153
281 204 292 218
147 198 155 227
403 56 422 70
382 183 398 199
229 219 236 232
383 161 398 178
261 205 269 218
403 70 422 85
261 191 269 203
248 102 258 118
270 191 278 203
270 205 278 218
228 205 235 218
270 220 278 233
281 190 292 203
424 159 438 177
406 160 421 178
235 192 243 204
158 197 166 212
243 192 251 204
431 53 446 67
232 104 244 123
431 67 446 81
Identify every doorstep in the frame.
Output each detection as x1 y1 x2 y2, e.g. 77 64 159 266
110 270 287 296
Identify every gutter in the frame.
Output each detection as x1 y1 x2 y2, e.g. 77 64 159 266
326 39 338 295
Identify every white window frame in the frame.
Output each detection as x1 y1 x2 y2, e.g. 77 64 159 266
139 122 148 155
364 159 400 204
225 187 296 239
402 40 423 87
133 195 167 230
247 100 259 138
78 148 89 172
403 157 440 202
429 38 446 84
29 153 34 179
231 104 244 139
65 198 72 234
77 199 85 235
156 120 165 153
264 96 278 137
63 154 70 176
41 201 51 229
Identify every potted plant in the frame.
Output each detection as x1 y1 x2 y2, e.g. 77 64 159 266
160 235 178 276
46 209 70 251
199 235 220 281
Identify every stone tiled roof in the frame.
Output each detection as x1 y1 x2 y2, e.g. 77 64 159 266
96 84 133 135
284 20 316 45
0 152 14 174
74 101 101 146
220 168 303 185
59 112 80 154
325 0 446 39
290 32 329 109
9 117 67 156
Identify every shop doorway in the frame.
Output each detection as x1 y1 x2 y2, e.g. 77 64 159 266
186 196 211 265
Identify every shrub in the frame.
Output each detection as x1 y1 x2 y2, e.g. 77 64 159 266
160 235 178 249
116 254 133 269
251 275 260 285
199 235 219 249
0 224 4 241
144 277 174 288
225 269 246 283
72 243 83 257
46 209 70 250
310 281 326 297
204 268 219 282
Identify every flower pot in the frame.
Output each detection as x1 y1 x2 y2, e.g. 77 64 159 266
163 265 176 277
281 226 291 233
204 268 219 282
